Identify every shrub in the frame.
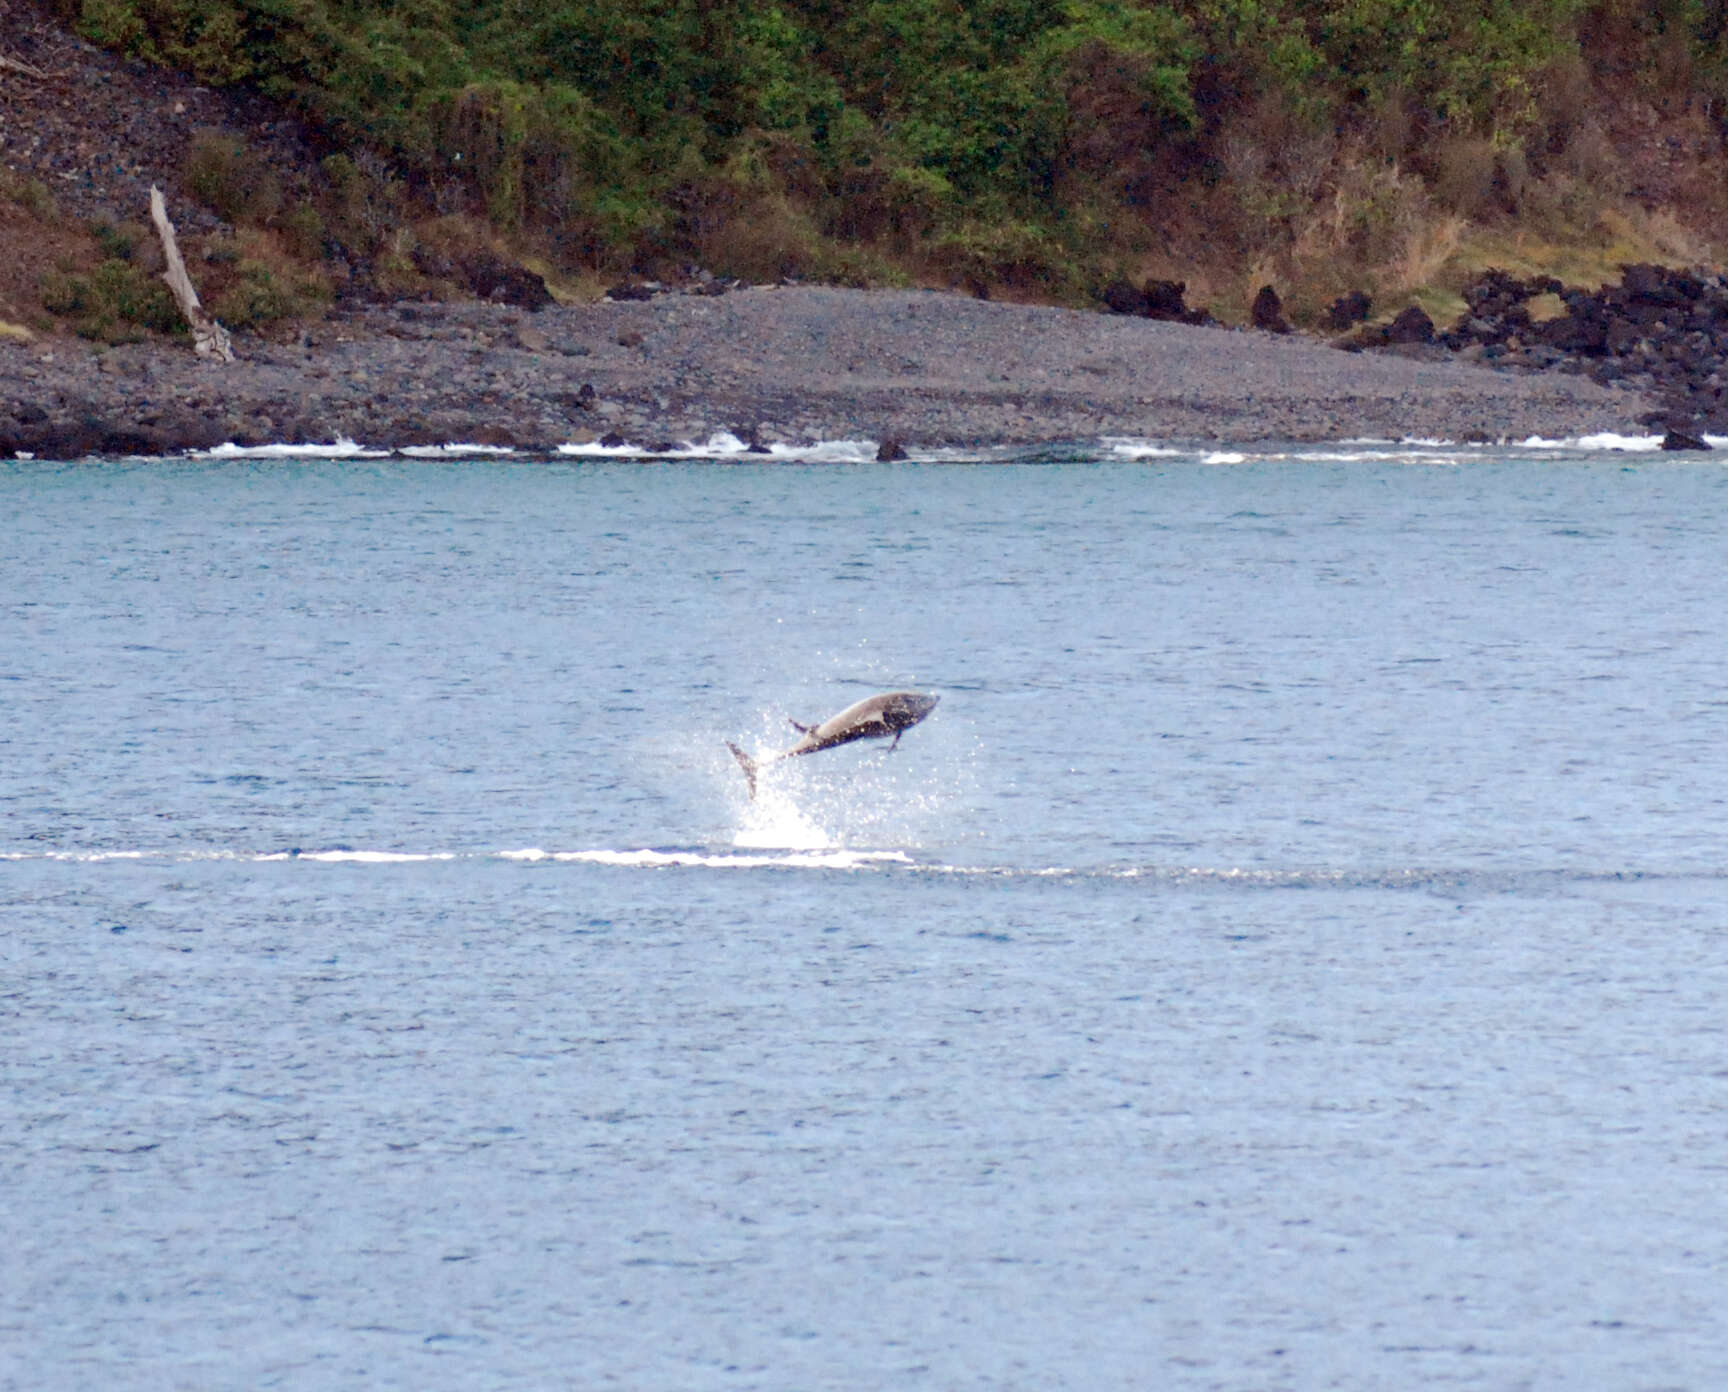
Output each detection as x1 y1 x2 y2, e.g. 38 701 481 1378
185 130 282 225
42 258 180 342
210 257 326 328
0 169 61 221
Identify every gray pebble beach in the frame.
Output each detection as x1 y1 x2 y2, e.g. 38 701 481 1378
2 286 1658 457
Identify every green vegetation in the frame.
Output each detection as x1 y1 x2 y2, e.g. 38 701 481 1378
42 257 182 343
38 0 1728 316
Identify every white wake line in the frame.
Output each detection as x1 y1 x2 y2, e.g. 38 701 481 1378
0 846 916 870
504 847 915 869
6 848 1712 889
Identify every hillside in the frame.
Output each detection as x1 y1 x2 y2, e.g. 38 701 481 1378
3 0 1728 341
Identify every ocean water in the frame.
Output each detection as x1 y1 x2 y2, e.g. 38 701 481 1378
5 441 1728 1390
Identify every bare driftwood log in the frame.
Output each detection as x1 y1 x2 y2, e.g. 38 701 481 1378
149 185 234 362
0 52 51 80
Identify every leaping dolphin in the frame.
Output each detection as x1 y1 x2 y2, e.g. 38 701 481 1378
727 690 939 798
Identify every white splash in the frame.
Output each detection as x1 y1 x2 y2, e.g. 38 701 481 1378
549 847 913 870
397 443 517 457
194 439 390 459
733 782 839 851
556 432 882 463
1101 438 1185 459
1516 432 1728 452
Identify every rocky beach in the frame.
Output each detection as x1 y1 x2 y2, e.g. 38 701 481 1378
0 285 1663 458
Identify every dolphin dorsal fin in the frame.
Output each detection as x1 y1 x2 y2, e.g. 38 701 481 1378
788 718 813 733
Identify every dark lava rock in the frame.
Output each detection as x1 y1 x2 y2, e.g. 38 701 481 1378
1387 305 1436 345
1144 280 1204 324
1325 291 1373 331
606 282 658 302
1251 285 1291 334
876 437 909 461
461 255 554 311
1661 428 1712 450
411 245 461 282
1101 279 1149 316
1099 278 1212 325
1434 263 1728 432
1092 281 1216 328
2 413 169 458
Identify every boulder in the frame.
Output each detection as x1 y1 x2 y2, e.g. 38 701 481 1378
1324 291 1372 331
1250 285 1290 334
1144 280 1211 325
1100 279 1148 316
1386 305 1435 345
461 254 554 310
1661 428 1712 451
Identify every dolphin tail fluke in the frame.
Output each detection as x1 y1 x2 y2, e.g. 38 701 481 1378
726 741 759 799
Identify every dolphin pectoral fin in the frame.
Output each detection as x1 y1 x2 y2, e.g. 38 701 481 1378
889 730 903 750
726 741 759 799
788 718 813 733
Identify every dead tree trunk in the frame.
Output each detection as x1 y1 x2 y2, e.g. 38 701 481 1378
0 53 51 80
149 185 234 362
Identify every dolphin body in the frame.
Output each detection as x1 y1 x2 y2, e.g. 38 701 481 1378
726 690 939 798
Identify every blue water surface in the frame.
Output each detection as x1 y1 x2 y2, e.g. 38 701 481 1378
5 444 1728 1390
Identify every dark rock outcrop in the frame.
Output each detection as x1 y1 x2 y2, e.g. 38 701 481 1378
1098 278 1212 325
1144 280 1212 325
1100 279 1148 316
1251 285 1291 334
1387 305 1436 345
1430 263 1728 433
1325 291 1372 331
462 255 554 310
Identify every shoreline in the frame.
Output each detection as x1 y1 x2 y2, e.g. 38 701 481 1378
1 286 1661 460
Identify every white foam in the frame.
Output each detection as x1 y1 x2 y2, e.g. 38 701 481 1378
398 443 517 457
283 849 457 863
0 849 150 862
732 785 839 851
1101 438 1185 459
557 433 883 462
1573 433 1664 451
552 847 914 870
1514 433 1724 453
193 438 390 459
